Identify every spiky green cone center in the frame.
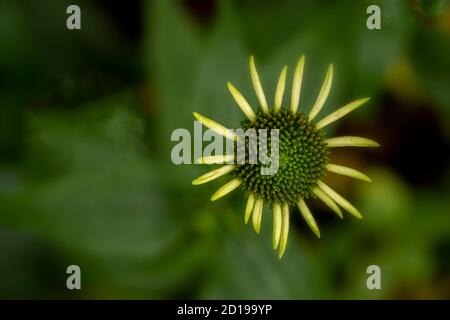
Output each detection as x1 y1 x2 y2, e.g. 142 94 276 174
235 110 329 205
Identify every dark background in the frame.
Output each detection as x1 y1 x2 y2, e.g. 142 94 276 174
0 0 449 299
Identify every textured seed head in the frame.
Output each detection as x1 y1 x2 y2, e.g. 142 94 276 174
234 110 329 205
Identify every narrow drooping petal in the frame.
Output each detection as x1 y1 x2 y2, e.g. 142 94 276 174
197 154 235 165
279 203 290 258
291 55 305 113
274 66 288 113
313 187 343 219
325 136 379 148
297 198 321 238
249 56 268 113
210 178 242 201
317 181 362 219
252 198 264 234
327 163 372 182
272 203 282 249
192 165 235 185
316 97 370 129
309 64 333 120
227 82 256 121
244 193 255 224
193 112 238 141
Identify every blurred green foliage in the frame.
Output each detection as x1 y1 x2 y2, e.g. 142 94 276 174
0 0 449 299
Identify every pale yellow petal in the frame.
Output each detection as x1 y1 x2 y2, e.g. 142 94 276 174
197 154 235 165
279 203 290 258
297 198 320 238
316 97 370 129
272 203 282 249
210 178 242 201
252 198 264 234
290 55 305 113
227 82 256 121
327 163 372 182
244 193 255 224
193 112 238 141
313 187 343 219
317 181 362 219
192 165 235 185
309 64 333 120
249 56 269 113
274 66 288 113
325 136 379 148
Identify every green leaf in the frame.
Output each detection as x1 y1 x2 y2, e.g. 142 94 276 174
200 215 329 299
0 97 206 297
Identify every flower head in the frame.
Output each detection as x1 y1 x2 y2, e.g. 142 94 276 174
192 55 379 258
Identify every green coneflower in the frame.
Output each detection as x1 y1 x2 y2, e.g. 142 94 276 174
192 55 379 258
